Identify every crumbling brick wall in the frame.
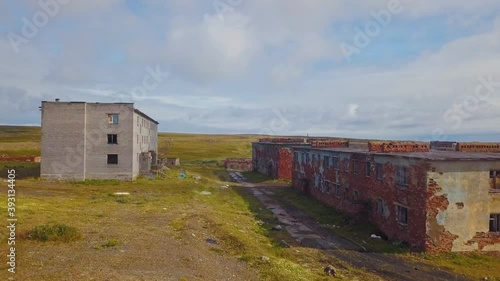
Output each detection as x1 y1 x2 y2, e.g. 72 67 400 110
457 142 500 153
291 148 429 250
224 158 252 171
368 141 429 153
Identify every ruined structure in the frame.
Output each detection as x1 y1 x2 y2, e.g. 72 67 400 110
40 100 159 180
291 141 500 252
252 138 348 180
224 158 252 171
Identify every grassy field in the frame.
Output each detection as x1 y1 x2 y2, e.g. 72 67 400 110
0 125 498 280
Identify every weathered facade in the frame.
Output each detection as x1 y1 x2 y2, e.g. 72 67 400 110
224 158 252 171
41 101 159 180
252 138 348 180
291 142 500 252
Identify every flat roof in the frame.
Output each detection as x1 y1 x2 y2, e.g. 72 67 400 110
42 101 159 124
293 146 500 161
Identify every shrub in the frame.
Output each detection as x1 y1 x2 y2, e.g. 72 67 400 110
25 224 80 242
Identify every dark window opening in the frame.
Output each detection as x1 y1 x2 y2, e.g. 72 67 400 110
353 160 359 175
334 182 340 197
490 214 500 232
377 199 385 215
353 190 359 200
107 134 118 144
396 166 409 186
332 156 339 170
365 161 371 177
490 171 500 189
397 205 408 225
107 154 118 164
376 163 384 180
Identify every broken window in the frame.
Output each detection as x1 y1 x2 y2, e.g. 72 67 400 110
353 159 359 175
490 214 500 232
377 199 385 215
396 166 409 186
107 154 118 165
344 160 349 172
396 205 408 225
365 161 371 177
324 181 331 193
324 156 330 168
302 153 306 164
332 156 339 170
376 163 384 180
353 190 359 200
490 171 500 189
334 182 340 197
108 114 119 124
107 134 118 144
344 187 350 199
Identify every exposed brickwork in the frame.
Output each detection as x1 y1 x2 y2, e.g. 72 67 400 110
310 140 349 148
368 141 430 153
457 142 500 153
292 148 428 250
465 232 500 250
425 178 458 252
224 158 252 171
258 138 305 144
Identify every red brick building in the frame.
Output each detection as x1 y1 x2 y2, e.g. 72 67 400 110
252 138 348 180
292 141 500 252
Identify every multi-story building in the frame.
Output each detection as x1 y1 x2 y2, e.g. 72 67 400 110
40 100 159 180
291 141 500 252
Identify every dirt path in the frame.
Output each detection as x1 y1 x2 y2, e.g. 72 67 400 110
229 172 470 281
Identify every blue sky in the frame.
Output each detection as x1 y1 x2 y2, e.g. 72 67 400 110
1 0 500 141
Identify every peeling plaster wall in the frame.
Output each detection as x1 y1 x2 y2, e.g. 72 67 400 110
427 161 500 252
292 148 428 250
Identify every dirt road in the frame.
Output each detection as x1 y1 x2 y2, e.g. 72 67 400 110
229 172 470 281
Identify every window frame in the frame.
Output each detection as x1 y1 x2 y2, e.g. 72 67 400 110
376 163 384 180
332 156 340 170
107 134 118 144
396 166 409 186
396 205 408 225
353 159 359 175
108 114 119 124
365 161 371 177
107 154 118 165
490 214 500 233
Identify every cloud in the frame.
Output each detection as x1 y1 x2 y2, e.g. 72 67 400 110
1 1 500 141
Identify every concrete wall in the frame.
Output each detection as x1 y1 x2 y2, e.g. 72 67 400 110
41 102 158 181
426 161 500 252
41 102 86 180
83 103 135 180
132 111 159 178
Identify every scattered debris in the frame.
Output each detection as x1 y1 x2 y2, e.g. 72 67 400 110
192 233 196 237
113 192 130 195
200 191 211 196
261 256 269 262
271 225 283 231
370 234 382 239
324 265 337 276
205 238 218 245
281 240 291 248
194 176 201 182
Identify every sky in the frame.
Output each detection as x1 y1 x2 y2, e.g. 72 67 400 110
1 0 500 141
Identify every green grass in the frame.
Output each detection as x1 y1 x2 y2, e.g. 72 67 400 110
0 161 40 178
24 224 80 242
0 126 41 157
273 186 409 253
